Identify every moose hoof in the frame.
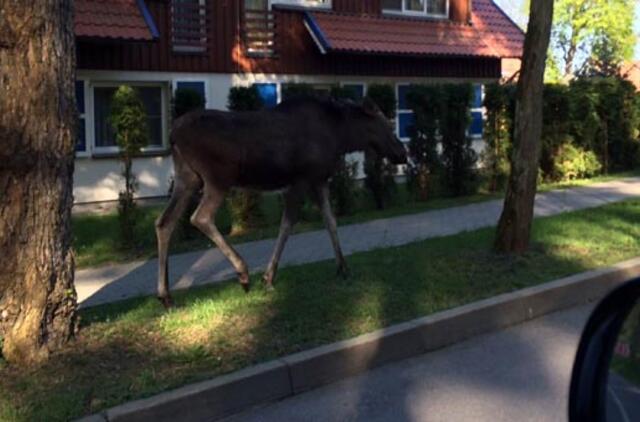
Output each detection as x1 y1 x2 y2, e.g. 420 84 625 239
239 273 250 293
264 283 276 292
158 295 174 309
337 264 350 279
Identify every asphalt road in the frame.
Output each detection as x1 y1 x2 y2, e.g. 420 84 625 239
223 305 595 422
608 372 640 422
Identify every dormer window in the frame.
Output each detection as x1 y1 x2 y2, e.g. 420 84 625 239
383 0 448 18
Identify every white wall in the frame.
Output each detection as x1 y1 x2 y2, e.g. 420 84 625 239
73 70 495 204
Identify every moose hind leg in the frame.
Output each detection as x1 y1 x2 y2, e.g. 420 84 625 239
155 182 196 308
263 184 304 289
313 183 348 277
191 185 251 292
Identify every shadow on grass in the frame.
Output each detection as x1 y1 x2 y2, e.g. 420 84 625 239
3 199 640 421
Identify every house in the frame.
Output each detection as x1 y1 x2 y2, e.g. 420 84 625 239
621 61 640 91
74 0 524 204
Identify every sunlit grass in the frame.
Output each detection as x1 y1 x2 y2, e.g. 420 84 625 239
3 199 640 421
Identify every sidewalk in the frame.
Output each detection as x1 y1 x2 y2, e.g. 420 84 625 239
76 178 640 307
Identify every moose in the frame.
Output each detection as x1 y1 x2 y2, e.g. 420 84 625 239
155 95 407 307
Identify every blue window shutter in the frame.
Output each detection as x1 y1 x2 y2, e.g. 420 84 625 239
398 112 415 139
76 118 86 152
254 83 278 108
75 81 85 114
473 85 483 108
398 85 411 110
342 84 365 101
176 81 206 103
470 111 483 136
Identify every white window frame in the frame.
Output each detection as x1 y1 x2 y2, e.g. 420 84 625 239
383 0 449 19
396 83 414 142
172 79 210 108
269 0 331 9
91 82 169 155
76 80 90 158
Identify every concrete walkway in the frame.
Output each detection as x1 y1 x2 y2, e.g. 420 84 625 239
76 178 640 307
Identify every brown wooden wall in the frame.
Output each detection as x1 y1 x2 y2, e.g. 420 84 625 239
76 0 500 79
332 0 381 14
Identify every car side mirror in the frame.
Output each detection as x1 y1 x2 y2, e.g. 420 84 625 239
569 277 640 422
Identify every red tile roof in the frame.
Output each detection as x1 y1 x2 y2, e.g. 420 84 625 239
306 0 524 59
75 0 155 41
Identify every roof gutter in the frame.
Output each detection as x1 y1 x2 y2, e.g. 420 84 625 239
136 0 160 40
468 0 473 24
303 12 332 55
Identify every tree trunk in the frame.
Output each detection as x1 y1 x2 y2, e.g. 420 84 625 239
494 0 554 254
0 0 78 364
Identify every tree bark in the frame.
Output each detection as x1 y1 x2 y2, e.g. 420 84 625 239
0 0 78 364
494 0 554 254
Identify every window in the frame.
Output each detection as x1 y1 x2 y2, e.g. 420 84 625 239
75 80 87 153
172 0 207 53
383 0 448 17
254 83 279 108
469 84 483 138
94 86 165 152
175 81 207 105
397 84 416 141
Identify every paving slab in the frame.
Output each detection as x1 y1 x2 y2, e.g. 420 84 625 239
76 178 640 307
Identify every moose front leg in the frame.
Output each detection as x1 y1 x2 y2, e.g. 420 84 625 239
191 184 251 292
312 183 348 278
263 184 304 289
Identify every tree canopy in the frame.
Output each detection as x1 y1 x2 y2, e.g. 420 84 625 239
550 0 636 78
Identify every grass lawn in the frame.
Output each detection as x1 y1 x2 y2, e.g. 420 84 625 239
3 199 640 421
72 171 640 269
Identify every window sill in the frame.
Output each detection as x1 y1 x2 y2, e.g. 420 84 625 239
381 11 450 22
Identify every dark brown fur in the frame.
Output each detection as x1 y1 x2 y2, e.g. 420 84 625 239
155 96 406 307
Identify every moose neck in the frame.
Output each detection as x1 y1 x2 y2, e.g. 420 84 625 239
340 114 371 154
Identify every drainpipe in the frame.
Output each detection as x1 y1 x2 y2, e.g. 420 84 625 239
467 0 473 25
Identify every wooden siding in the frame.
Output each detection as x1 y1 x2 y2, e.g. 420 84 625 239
76 0 501 79
332 0 381 14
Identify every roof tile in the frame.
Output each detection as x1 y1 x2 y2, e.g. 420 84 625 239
75 0 154 41
307 0 524 59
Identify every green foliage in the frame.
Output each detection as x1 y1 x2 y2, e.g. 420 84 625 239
226 86 264 233
110 86 149 249
173 87 205 119
281 83 317 101
481 84 514 192
365 84 397 119
550 0 636 78
440 84 477 196
330 85 359 102
405 84 443 200
540 84 573 178
363 84 398 209
553 143 603 181
329 159 359 216
227 86 264 111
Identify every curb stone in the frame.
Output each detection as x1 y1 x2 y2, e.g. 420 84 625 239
79 256 640 421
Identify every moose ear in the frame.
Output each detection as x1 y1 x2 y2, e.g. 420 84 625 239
362 97 380 117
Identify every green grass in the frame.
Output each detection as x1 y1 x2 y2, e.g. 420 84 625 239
3 199 640 421
72 171 640 269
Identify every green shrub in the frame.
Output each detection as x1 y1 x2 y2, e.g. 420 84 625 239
173 87 205 119
540 84 573 178
329 158 359 216
440 84 477 196
363 84 398 209
227 86 264 234
481 84 514 192
281 83 318 101
406 84 443 201
110 86 149 249
228 85 264 111
553 143 603 181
